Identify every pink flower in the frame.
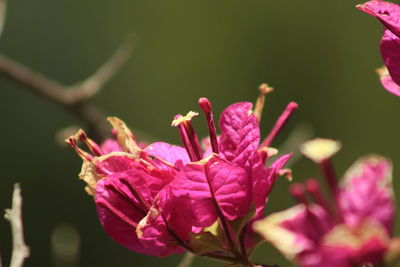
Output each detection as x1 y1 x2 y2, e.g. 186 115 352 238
357 0 400 96
254 138 398 267
67 86 297 261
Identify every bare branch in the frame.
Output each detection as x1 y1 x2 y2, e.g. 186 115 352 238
0 0 7 38
66 35 138 102
0 36 137 105
4 183 30 267
0 53 67 104
0 35 137 141
177 252 195 267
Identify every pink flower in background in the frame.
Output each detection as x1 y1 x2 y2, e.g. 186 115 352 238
254 138 398 267
67 86 297 261
357 0 400 96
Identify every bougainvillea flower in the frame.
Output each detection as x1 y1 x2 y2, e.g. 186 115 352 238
357 0 400 96
254 138 397 267
67 86 297 262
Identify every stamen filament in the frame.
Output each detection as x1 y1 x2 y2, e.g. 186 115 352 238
320 159 339 200
76 130 104 156
120 177 151 212
199 97 219 153
289 183 308 205
104 183 147 216
305 178 333 217
254 83 273 124
184 122 203 161
97 199 138 229
65 137 94 161
259 102 298 149
172 113 203 162
320 159 343 222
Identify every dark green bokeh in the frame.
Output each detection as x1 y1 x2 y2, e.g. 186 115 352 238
1 0 399 266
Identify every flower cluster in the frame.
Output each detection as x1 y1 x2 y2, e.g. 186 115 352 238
254 138 400 267
62 3 400 266
67 86 297 265
357 0 400 96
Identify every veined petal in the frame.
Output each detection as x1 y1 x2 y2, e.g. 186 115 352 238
94 158 179 256
95 178 149 254
338 155 395 234
357 0 400 38
381 29 400 86
219 102 260 172
136 207 184 257
170 155 251 227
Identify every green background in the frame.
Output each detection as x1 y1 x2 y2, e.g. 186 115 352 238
1 0 399 266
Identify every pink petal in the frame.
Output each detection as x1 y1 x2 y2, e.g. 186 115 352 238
378 65 400 96
219 102 260 171
253 153 292 217
338 155 395 234
253 204 334 265
93 153 180 256
94 153 176 204
100 138 123 154
95 178 151 254
169 156 251 227
381 29 400 86
358 0 400 38
145 142 190 167
136 207 185 257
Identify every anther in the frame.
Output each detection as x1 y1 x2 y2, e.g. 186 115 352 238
305 178 332 215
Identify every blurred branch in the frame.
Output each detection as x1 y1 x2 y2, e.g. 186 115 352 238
177 252 195 267
278 123 314 168
0 0 7 38
0 35 137 141
4 183 30 267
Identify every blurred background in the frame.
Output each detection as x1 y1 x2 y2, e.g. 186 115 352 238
1 0 399 266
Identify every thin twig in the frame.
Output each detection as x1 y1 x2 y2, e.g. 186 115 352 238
4 183 30 267
0 36 137 141
65 35 137 102
177 252 196 267
0 0 7 38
